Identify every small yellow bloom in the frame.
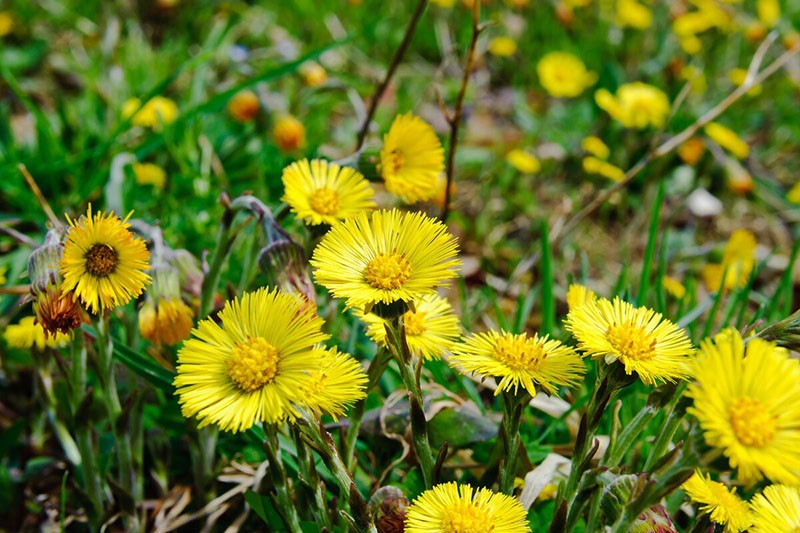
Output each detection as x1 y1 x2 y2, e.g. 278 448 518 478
4 317 71 350
538 483 558 501
680 35 703 54
702 229 757 291
302 346 367 420
122 96 179 129
661 276 686 300
756 0 780 28
595 83 670 129
132 163 167 190
582 156 625 182
488 36 518 57
506 149 541 174
581 136 610 160
746 22 767 44
139 298 194 346
784 31 800 51
299 61 328 87
537 52 597 98
0 11 14 37
750 485 800 532
566 283 597 312
272 115 306 152
682 470 752 532
787 182 800 204
677 138 706 166
728 68 762 97
227 90 260 123
379 113 445 203
615 0 652 29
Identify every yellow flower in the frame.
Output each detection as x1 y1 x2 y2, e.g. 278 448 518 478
566 283 597 312
661 276 686 299
704 122 749 159
132 163 167 190
302 346 367 420
615 0 652 29
122 96 178 129
0 11 13 37
536 52 597 98
682 470 752 532
728 68 762 97
687 329 800 485
404 482 531 533
488 36 518 57
4 317 71 350
750 485 800 532
582 156 625 182
677 138 706 166
139 298 194 346
174 288 328 432
565 296 694 385
311 209 460 310
300 61 328 87
595 83 671 129
450 330 585 397
506 149 541 174
379 113 445 203
60 206 151 314
703 229 757 291
272 115 306 152
581 136 610 160
357 293 461 360
680 35 703 54
787 182 800 204
227 90 260 122
281 158 376 226
756 0 780 28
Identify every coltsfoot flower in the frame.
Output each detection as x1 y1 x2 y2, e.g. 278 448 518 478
750 485 800 532
595 82 670 129
4 316 71 350
122 96 178 129
682 470 752 532
301 346 367 420
537 52 597 98
272 115 306 152
379 113 444 203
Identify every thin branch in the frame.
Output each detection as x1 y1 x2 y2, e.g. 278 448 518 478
19 164 61 229
440 2 483 223
354 0 428 150
553 38 800 243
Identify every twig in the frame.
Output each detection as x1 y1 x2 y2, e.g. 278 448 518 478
553 38 800 243
440 2 483 223
18 164 61 228
354 0 428 150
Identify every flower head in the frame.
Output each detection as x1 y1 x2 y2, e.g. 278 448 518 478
273 115 306 152
566 283 597 312
703 229 757 291
4 317 71 350
227 90 260 123
357 293 461 360
405 482 531 533
138 268 193 346
174 288 328 432
122 96 178 129
450 330 585 397
60 206 151 314
615 0 652 29
311 209 460 310
506 149 541 174
132 162 167 190
301 346 367 420
488 36 518 57
379 113 445 203
300 61 328 87
28 233 85 336
595 83 670 129
565 296 694 385
687 329 800 485
750 485 800 532
682 470 752 532
281 159 376 226
537 52 597 98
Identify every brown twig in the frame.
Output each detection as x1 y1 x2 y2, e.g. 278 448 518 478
552 37 800 244
19 164 62 229
354 0 428 150
440 2 483 223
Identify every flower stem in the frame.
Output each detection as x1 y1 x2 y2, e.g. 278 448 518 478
291 424 333 530
262 424 303 533
344 348 390 471
498 391 524 494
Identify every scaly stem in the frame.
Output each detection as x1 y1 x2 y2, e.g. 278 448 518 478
344 348 390 471
263 424 302 533
291 424 333 530
498 392 524 494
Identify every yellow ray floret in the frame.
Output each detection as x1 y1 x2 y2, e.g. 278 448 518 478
682 470 752 532
749 485 800 533
301 346 367 420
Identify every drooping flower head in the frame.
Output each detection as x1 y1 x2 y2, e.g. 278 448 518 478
682 470 752 532
60 206 151 314
301 346 367 420
750 485 800 532
687 329 800 485
595 83 670 129
4 316 71 350
281 158 376 226
536 52 597 98
138 268 193 346
173 288 328 432
357 293 461 360
311 209 460 312
405 482 531 533
379 113 445 204
450 330 585 397
564 296 694 385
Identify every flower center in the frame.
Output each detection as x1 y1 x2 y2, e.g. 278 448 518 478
493 334 543 371
309 187 340 216
403 310 427 336
85 244 118 277
226 337 280 392
728 396 776 448
606 323 656 360
364 252 412 290
441 502 494 533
